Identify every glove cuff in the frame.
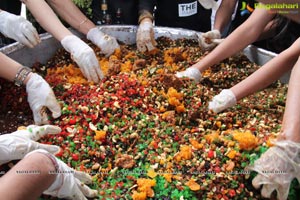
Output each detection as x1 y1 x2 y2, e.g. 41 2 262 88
86 27 104 42
211 29 221 38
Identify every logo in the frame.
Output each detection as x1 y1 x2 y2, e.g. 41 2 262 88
240 1 254 16
240 1 299 16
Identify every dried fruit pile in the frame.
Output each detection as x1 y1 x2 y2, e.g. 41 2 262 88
1 37 299 199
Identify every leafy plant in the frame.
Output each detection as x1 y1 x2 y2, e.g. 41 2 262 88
72 0 92 17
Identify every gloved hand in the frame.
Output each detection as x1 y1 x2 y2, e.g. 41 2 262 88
26 73 61 125
246 140 300 200
87 27 120 57
198 0 218 10
136 20 157 52
61 35 104 83
0 125 61 165
198 30 223 50
175 67 202 83
0 11 40 48
26 149 98 199
208 89 237 113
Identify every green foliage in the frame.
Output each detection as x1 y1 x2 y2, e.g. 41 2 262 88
72 0 92 17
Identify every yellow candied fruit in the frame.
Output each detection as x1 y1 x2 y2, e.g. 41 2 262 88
167 87 183 100
189 139 203 150
99 58 109 75
266 137 275 147
174 145 193 162
47 64 89 84
17 126 27 131
185 179 201 191
163 173 172 182
124 52 137 61
156 68 165 74
94 130 106 141
121 60 133 72
147 169 157 178
232 130 258 150
168 97 181 106
161 110 175 120
113 48 122 59
227 149 237 159
159 106 166 113
204 131 220 144
135 178 156 198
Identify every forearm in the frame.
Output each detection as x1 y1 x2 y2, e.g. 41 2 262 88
47 0 95 35
231 38 300 100
22 0 72 41
0 152 56 199
193 8 274 73
0 53 32 84
281 49 300 142
213 0 237 33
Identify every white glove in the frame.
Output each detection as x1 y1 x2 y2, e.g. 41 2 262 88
246 140 300 200
175 67 202 83
61 35 104 83
136 20 157 52
0 125 61 165
26 73 61 125
26 149 98 199
198 30 223 50
87 27 120 57
198 0 218 10
208 89 237 113
0 11 40 48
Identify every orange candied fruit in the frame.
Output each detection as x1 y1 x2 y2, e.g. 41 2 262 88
232 130 258 150
94 130 106 141
185 179 201 191
132 178 156 199
204 131 220 144
47 64 89 84
174 145 193 162
132 191 147 200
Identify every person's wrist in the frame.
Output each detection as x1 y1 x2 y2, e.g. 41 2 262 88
23 72 33 85
138 10 153 24
14 66 32 87
140 17 152 25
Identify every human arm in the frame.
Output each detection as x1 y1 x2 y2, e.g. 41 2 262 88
195 8 275 73
0 148 98 200
176 8 275 82
21 0 104 82
0 9 40 48
209 37 300 113
213 0 237 35
0 53 61 124
243 41 300 200
197 0 236 50
46 0 119 57
0 151 57 200
278 54 300 142
136 0 156 52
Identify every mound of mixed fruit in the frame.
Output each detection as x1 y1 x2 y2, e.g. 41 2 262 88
1 37 299 199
